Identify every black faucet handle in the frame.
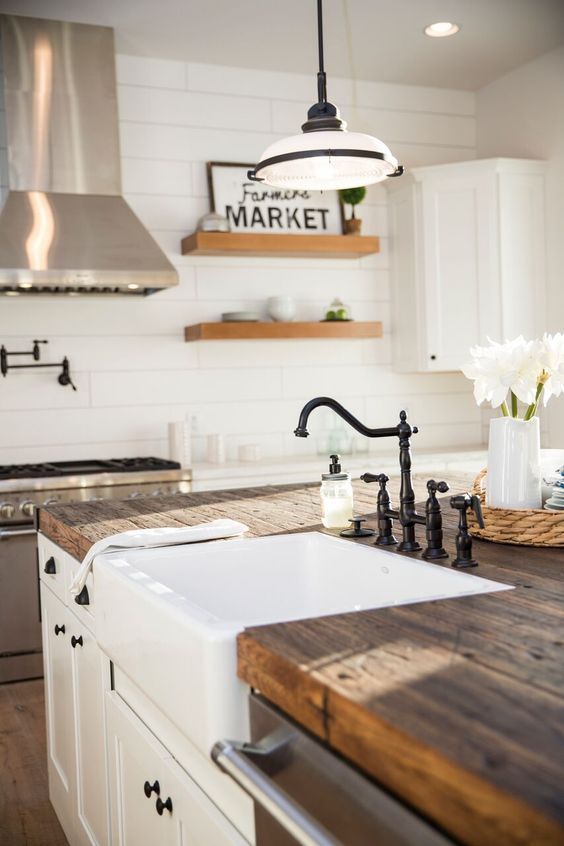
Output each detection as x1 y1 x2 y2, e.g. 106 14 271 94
470 494 485 529
361 472 389 488
426 479 449 497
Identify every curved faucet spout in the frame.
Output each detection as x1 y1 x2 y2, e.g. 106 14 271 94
294 396 400 440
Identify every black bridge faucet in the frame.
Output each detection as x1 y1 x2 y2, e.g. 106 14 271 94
294 396 436 552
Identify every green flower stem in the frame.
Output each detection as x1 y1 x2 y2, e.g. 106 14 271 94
524 382 544 421
510 391 518 418
500 401 510 417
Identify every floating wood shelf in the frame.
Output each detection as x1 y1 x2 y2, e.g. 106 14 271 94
181 231 380 258
184 321 382 342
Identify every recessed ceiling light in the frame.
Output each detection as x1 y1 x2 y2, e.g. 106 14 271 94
5 290 20 296
424 21 460 38
19 282 33 289
127 283 140 290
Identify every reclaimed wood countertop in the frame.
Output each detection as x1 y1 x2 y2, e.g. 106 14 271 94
38 477 564 846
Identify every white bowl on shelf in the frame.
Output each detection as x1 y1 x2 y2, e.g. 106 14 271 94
267 296 296 322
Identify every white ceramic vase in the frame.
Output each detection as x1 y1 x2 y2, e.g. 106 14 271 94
487 416 541 509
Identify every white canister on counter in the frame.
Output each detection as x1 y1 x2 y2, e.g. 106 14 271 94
168 421 192 468
320 454 354 528
207 434 226 464
238 444 261 463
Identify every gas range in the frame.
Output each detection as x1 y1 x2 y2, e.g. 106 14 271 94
0 457 192 526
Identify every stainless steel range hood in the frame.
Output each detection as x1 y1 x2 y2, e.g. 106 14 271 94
0 15 177 295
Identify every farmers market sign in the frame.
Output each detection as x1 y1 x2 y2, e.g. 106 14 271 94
207 161 343 235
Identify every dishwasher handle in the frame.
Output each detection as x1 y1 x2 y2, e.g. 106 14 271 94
212 739 341 846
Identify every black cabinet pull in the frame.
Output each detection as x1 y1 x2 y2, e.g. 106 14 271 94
71 635 83 648
54 624 65 636
44 556 56 574
155 796 173 816
75 585 90 606
144 780 160 798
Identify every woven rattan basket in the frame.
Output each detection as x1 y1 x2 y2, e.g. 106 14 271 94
468 468 564 547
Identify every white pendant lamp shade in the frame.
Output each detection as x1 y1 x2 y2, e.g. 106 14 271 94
248 1 402 192
252 130 399 190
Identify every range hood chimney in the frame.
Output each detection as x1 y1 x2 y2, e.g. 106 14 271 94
0 15 177 295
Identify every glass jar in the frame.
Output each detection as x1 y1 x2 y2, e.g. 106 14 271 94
324 298 351 321
320 454 354 528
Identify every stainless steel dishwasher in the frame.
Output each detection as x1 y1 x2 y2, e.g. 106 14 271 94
213 694 454 846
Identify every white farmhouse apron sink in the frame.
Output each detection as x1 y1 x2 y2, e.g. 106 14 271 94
94 532 512 757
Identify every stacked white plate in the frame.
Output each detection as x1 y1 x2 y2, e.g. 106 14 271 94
544 467 564 510
221 312 261 322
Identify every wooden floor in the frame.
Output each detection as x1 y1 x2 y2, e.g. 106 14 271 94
0 678 68 846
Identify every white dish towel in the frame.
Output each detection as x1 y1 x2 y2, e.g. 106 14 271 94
68 519 249 596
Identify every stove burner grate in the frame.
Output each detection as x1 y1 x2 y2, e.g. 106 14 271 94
0 457 181 481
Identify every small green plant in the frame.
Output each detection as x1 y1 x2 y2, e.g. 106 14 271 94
339 186 366 219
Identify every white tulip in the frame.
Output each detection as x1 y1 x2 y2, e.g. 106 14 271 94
462 336 540 409
539 332 564 405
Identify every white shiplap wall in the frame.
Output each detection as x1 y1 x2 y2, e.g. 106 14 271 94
0 57 481 465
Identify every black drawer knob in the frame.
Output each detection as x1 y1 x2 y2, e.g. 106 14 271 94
71 635 83 649
44 557 56 575
144 780 160 798
54 624 65 636
75 585 90 606
155 796 173 816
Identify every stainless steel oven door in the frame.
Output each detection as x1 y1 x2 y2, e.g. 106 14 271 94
0 526 43 683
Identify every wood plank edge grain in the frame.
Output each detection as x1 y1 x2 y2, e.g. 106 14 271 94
38 509 97 561
326 689 563 846
237 633 328 738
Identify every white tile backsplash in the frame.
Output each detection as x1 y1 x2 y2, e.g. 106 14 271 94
0 56 482 466
116 54 186 90
122 157 194 196
118 85 272 132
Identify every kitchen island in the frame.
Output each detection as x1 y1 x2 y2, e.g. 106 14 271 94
38 478 564 846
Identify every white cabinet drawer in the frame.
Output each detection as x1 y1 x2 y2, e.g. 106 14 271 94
106 692 248 846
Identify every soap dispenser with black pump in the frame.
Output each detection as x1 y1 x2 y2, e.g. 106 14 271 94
320 454 354 529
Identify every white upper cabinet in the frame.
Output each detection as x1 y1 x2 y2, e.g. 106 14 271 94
386 158 547 372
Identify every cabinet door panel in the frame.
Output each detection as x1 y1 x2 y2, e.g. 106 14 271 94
421 178 488 370
106 692 176 846
164 754 248 846
72 615 109 845
41 583 76 842
106 691 247 846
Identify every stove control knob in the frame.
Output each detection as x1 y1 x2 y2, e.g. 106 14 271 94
0 502 15 519
44 497 59 507
20 501 35 518
127 492 142 499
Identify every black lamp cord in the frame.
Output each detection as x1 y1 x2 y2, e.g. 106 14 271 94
316 0 328 104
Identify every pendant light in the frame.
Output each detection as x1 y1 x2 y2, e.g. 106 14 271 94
248 0 403 190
